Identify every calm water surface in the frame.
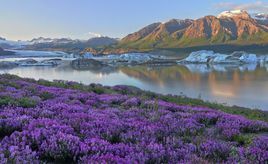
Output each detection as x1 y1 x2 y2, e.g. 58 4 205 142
0 58 268 111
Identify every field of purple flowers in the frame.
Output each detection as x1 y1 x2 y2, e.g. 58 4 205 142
0 74 267 163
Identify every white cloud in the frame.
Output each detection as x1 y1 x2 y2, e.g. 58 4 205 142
88 32 103 38
215 1 268 13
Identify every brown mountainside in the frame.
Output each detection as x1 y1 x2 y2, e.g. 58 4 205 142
118 10 268 50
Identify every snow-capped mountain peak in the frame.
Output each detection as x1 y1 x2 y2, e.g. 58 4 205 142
0 37 6 41
251 13 268 26
251 13 268 20
29 37 78 44
218 10 249 18
30 37 55 44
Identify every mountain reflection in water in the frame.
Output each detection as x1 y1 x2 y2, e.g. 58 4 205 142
1 62 268 110
119 64 268 110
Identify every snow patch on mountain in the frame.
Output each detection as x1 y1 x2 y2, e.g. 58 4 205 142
29 37 79 44
252 13 268 20
30 37 55 44
218 10 248 18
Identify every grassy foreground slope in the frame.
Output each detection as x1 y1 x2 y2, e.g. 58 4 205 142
0 74 267 163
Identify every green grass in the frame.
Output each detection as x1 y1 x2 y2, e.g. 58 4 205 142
17 97 37 108
0 96 37 108
232 134 254 146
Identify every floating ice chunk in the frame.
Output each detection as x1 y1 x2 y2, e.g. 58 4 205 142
258 55 268 63
182 50 261 64
212 55 232 63
119 53 152 62
184 50 218 63
239 54 258 63
82 53 162 64
83 53 94 59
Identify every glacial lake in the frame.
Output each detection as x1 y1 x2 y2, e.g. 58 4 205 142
0 57 268 111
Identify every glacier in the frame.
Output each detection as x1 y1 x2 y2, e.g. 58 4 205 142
8 50 68 57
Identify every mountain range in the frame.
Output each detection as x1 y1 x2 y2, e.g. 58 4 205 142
1 10 268 55
0 36 118 54
115 10 268 51
24 37 118 54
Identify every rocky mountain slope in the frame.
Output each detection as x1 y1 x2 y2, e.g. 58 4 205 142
116 10 268 51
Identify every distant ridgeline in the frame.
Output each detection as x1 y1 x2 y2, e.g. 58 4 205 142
24 37 119 54
0 36 119 55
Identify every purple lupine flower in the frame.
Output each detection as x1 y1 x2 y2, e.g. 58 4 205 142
0 75 267 163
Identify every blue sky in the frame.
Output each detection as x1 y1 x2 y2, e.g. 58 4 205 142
0 0 267 40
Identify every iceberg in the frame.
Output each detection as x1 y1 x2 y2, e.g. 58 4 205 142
81 53 165 65
258 55 268 63
180 50 263 64
118 53 152 63
83 53 94 59
239 54 257 63
231 52 258 63
212 55 233 63
183 50 220 63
